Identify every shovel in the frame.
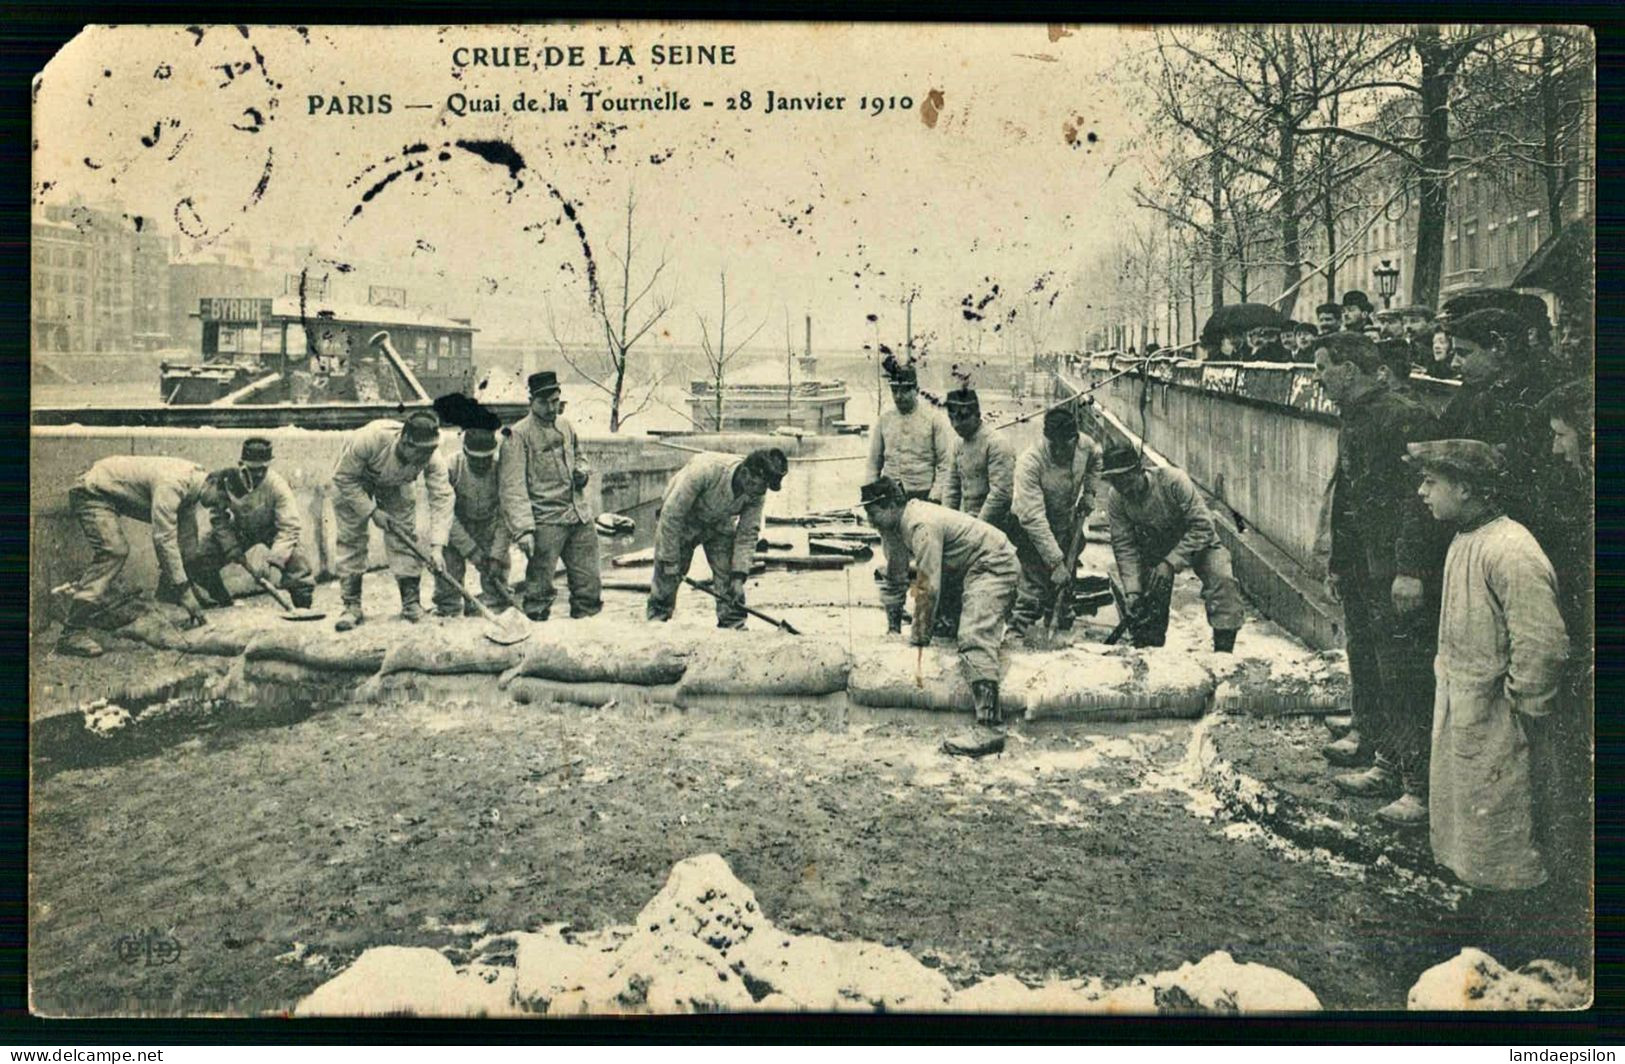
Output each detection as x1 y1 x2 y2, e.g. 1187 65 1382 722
1029 485 1092 651
682 576 801 635
252 573 327 622
374 512 530 646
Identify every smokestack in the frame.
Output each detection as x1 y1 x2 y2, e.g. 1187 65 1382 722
804 314 811 358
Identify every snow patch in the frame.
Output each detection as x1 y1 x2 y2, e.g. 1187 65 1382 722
1407 949 1589 1011
297 854 1326 1016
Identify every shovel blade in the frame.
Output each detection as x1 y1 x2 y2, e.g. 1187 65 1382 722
280 609 328 622
482 607 531 646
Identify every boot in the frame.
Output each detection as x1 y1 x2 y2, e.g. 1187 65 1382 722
1212 628 1238 653
1323 714 1355 739
1375 791 1428 827
397 577 423 623
971 679 1003 727
1321 730 1368 766
943 682 1006 758
334 575 365 632
1333 761 1399 798
56 626 104 658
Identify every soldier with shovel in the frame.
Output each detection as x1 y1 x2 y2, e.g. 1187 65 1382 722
330 411 454 630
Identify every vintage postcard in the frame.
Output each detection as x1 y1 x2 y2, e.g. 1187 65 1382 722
28 22 1595 1018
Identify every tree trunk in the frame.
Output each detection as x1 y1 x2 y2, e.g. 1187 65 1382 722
1540 31 1564 231
1188 257 1199 340
1410 28 1455 310
609 349 626 432
1209 146 1226 311
1276 31 1302 319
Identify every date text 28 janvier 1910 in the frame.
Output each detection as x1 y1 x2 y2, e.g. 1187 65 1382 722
305 42 914 117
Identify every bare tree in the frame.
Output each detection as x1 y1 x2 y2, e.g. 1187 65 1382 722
695 271 765 431
549 185 672 432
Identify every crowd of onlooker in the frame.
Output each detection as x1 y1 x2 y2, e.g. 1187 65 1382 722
1063 286 1593 972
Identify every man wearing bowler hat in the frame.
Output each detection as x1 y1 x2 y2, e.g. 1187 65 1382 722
498 370 602 621
331 411 455 630
190 436 316 611
433 426 513 617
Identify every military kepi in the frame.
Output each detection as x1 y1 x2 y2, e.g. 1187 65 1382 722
860 477 906 505
743 448 789 491
402 410 441 445
240 437 274 466
1100 440 1143 477
527 370 561 396
463 427 498 457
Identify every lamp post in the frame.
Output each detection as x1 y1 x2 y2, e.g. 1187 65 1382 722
1373 259 1400 309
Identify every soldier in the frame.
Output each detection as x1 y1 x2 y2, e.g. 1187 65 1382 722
1314 332 1449 828
432 426 512 617
189 437 316 611
865 362 954 632
497 371 602 622
1009 405 1102 637
647 448 787 627
861 477 1019 758
938 385 1018 636
1099 442 1245 652
56 455 232 657
330 411 454 631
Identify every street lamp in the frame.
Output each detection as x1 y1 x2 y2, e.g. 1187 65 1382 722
1373 259 1400 309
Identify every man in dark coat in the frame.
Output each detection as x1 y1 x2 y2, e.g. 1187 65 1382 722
1341 291 1378 338
1314 332 1450 827
1438 309 1549 531
1315 303 1343 336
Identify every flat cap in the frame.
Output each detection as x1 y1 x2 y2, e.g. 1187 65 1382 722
1404 438 1507 483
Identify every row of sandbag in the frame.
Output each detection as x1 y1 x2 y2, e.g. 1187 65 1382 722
115 611 1347 718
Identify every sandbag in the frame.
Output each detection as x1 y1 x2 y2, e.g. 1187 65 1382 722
507 677 679 709
1210 652 1350 716
845 645 1031 714
379 626 531 676
1023 646 1213 721
244 625 395 672
499 633 688 688
675 631 851 701
113 611 254 657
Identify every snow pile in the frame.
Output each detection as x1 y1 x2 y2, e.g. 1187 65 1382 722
293 945 518 1018
297 854 1326 1017
1407 949 1589 1011
950 951 1319 1013
81 699 132 737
